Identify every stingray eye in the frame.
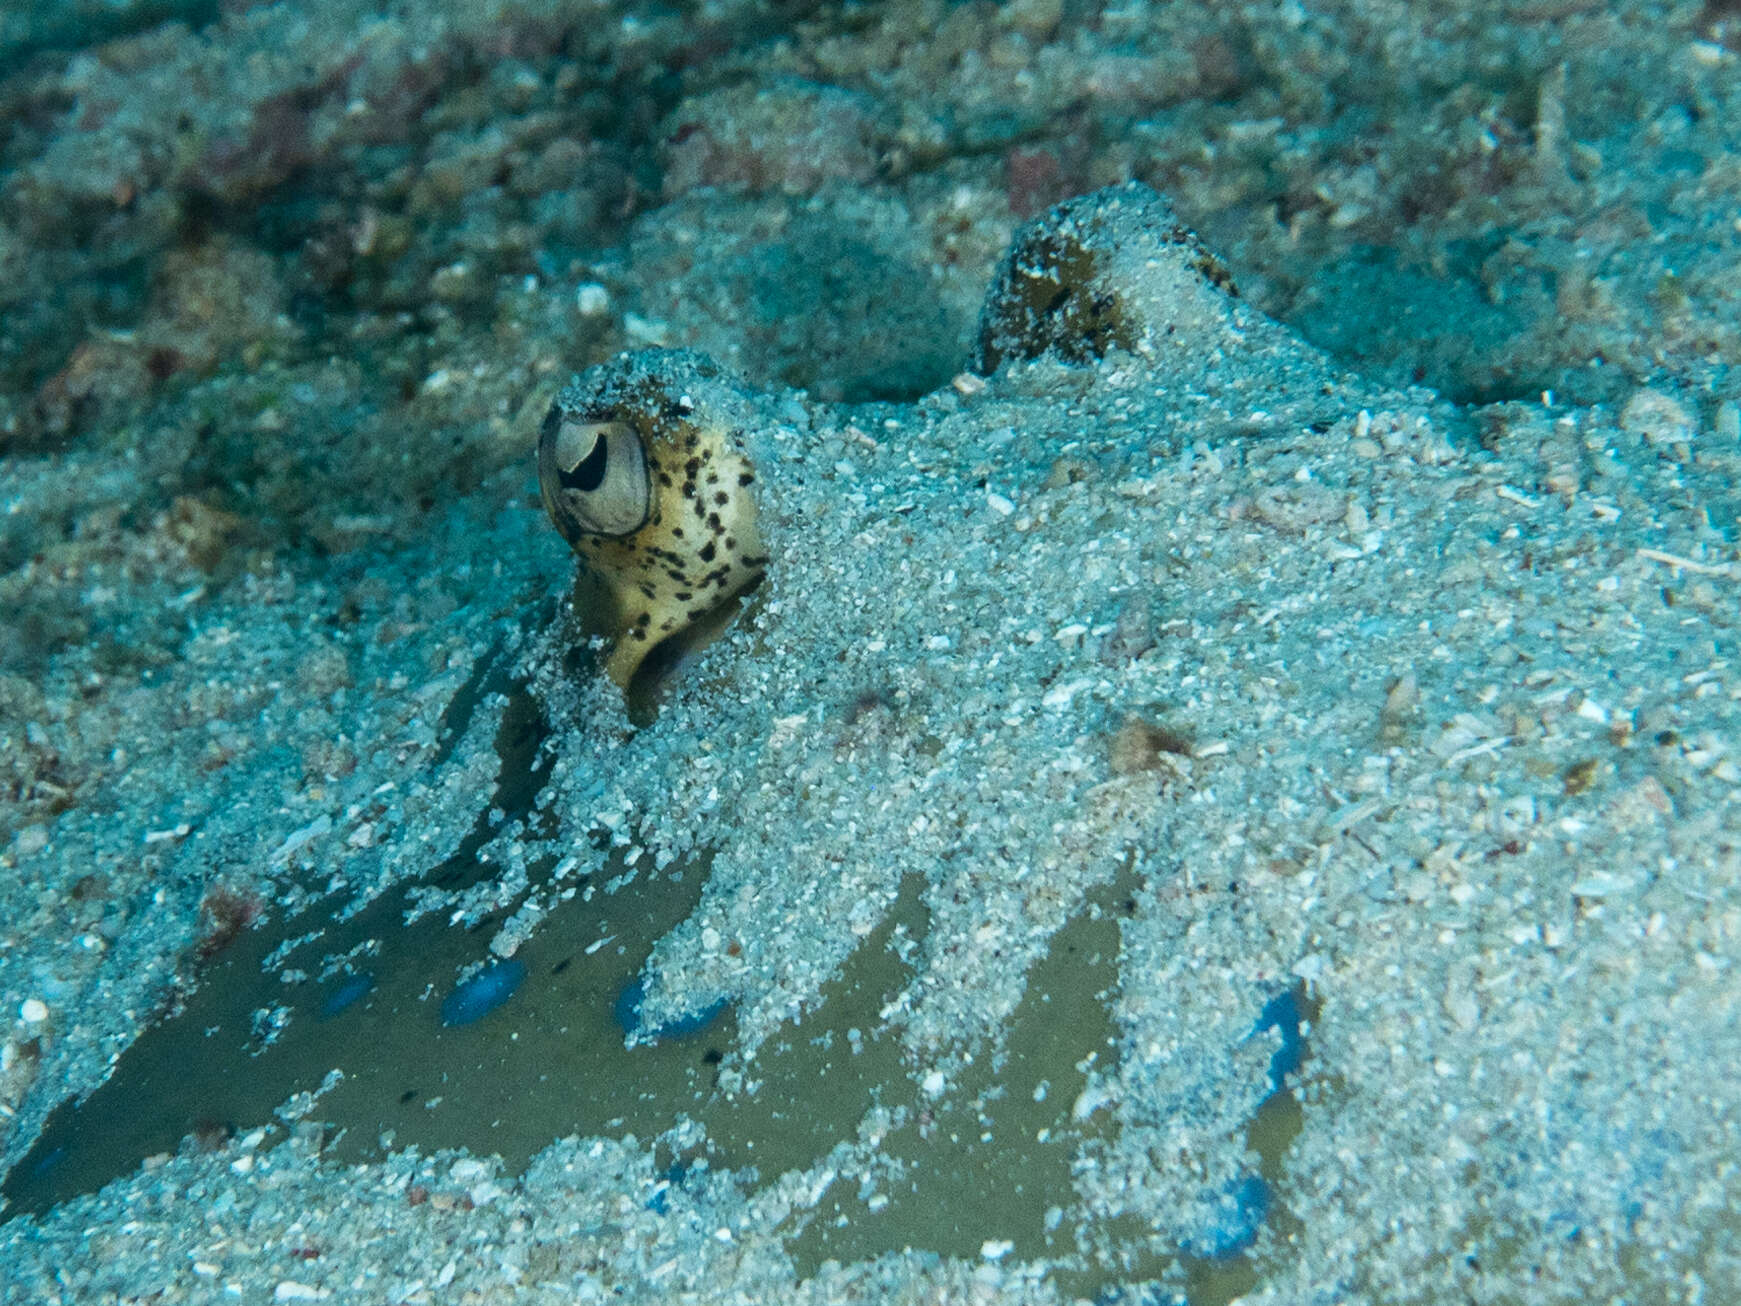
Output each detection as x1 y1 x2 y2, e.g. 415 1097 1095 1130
539 415 650 538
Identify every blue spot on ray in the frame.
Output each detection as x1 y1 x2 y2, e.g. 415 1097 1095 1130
1185 1173 1271 1260
1174 986 1310 1262
1094 1283 1187 1306
613 977 727 1042
440 959 526 1027
319 972 374 1019
1249 987 1306 1094
28 1146 65 1180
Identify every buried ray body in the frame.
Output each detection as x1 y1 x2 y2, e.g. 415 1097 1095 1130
538 350 769 693
3 184 1364 1293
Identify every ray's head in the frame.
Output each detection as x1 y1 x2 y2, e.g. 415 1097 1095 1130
538 353 767 694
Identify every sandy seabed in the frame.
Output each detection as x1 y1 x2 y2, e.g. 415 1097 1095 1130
1 2 1738 1302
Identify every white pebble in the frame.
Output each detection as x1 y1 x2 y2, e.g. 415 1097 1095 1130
1714 400 1740 442
575 282 611 315
19 998 48 1024
274 1282 327 1302
1053 623 1088 646
1042 678 1092 709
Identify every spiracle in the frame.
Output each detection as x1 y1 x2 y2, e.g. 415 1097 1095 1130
971 180 1238 375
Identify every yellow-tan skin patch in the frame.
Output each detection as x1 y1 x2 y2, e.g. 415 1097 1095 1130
538 377 767 690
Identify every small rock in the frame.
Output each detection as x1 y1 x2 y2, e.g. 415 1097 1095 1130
1619 388 1694 446
660 80 881 197
274 1282 327 1302
1108 717 1191 775
575 283 611 316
